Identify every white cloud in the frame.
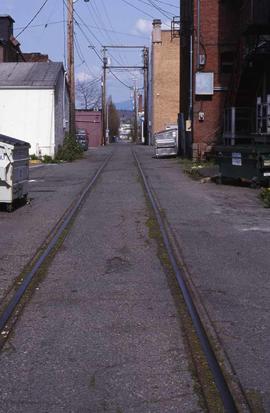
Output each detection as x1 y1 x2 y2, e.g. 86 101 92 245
76 70 99 82
76 72 93 82
133 19 152 35
132 19 171 36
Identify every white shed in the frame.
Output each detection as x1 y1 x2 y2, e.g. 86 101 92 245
0 62 69 158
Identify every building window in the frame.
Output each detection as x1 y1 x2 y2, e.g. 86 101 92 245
220 51 234 74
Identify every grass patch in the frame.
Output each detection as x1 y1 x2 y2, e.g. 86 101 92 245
259 188 270 207
179 159 216 180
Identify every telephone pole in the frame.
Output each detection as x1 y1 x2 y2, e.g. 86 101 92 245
102 48 107 145
133 79 138 142
67 0 75 137
143 47 149 145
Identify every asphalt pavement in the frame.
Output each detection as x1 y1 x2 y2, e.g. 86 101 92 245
0 148 110 302
0 145 204 413
1 143 269 412
135 145 270 412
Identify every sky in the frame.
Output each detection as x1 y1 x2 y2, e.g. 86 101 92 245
0 0 179 104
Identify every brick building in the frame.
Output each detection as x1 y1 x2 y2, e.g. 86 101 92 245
75 110 102 147
23 53 49 62
150 19 180 136
0 15 25 63
180 0 270 159
0 15 49 63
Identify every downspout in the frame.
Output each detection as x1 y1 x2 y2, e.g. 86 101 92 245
197 0 200 70
63 71 67 133
189 31 193 120
188 0 194 153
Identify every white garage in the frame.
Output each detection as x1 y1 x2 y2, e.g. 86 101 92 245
0 62 69 158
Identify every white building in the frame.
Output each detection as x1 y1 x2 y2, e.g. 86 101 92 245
0 62 69 157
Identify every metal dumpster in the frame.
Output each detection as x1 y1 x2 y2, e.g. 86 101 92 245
154 128 178 158
216 144 270 185
0 134 30 211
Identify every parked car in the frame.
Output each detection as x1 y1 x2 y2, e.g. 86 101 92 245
76 130 89 151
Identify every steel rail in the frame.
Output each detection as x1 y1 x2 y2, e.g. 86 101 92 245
0 152 113 334
133 149 238 413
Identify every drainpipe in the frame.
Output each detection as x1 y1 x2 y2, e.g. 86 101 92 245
188 0 194 155
197 0 200 70
63 71 67 132
189 31 193 121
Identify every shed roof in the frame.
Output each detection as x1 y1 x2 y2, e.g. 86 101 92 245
0 62 64 89
0 134 30 147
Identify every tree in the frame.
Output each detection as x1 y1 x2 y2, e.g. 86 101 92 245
108 97 120 141
76 79 102 110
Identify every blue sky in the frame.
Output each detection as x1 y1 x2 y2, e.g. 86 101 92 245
0 0 179 103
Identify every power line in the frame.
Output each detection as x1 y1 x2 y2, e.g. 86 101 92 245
62 0 140 93
74 31 100 79
14 21 149 39
88 1 134 79
119 0 171 27
16 0 50 37
118 0 155 19
109 70 133 90
151 0 179 10
135 0 174 19
146 0 174 18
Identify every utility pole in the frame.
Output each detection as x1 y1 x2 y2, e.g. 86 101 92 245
143 47 149 145
102 48 107 145
67 0 75 137
133 79 138 142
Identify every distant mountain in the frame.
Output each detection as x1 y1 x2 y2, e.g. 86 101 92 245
118 109 133 123
115 100 132 110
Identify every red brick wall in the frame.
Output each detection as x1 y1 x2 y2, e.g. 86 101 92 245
75 110 102 147
181 0 241 158
192 0 239 158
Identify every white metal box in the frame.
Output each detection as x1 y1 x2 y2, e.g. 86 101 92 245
154 128 178 158
0 134 30 209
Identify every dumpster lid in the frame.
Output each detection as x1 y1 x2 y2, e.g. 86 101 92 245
0 134 30 148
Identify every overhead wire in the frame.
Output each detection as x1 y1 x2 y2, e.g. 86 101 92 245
135 0 174 19
119 0 171 27
14 21 148 39
118 0 155 20
146 0 174 18
89 0 135 80
16 0 50 37
62 0 142 91
76 9 133 89
151 0 179 10
74 31 101 80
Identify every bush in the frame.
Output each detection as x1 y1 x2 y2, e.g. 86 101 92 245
259 188 270 207
30 154 39 160
42 155 54 163
55 135 83 162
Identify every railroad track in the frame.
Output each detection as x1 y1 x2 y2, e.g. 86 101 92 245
132 149 251 413
0 151 113 346
0 146 250 412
